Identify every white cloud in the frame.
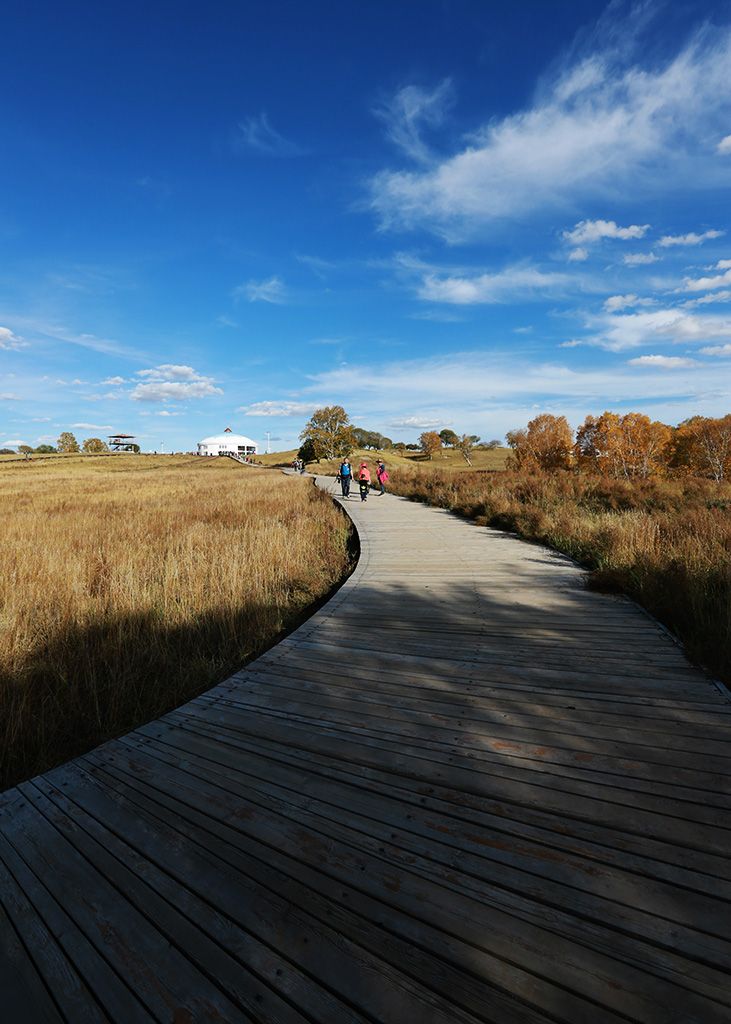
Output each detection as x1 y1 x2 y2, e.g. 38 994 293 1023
0 327 28 350
234 113 309 158
239 401 317 417
130 381 223 403
1 393 21 400
374 80 454 164
101 376 126 385
680 290 731 308
628 355 700 370
699 344 731 357
623 252 659 265
563 220 649 246
559 340 585 348
658 229 724 247
603 294 656 312
677 268 731 292
586 309 731 351
136 365 212 382
234 277 288 304
71 423 113 430
417 265 570 305
717 134 731 154
388 415 449 430
3 440 23 446
369 25 731 239
568 247 588 262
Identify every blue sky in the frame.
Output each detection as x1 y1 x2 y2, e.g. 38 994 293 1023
2 0 731 452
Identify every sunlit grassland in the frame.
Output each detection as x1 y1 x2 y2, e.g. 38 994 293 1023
269 445 509 476
389 466 731 685
0 456 352 789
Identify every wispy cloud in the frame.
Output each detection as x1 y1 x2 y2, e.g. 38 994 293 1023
369 22 731 240
658 229 724 247
238 401 317 417
373 80 454 164
1 393 21 401
603 294 655 312
717 135 731 154
585 309 731 351
234 113 309 157
130 381 223 403
0 327 28 351
135 365 211 382
388 414 450 430
233 277 288 304
622 252 659 265
417 264 571 305
563 220 649 246
699 344 731 357
677 263 731 293
628 355 700 369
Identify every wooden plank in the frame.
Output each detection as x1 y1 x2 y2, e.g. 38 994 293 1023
87 738 731 1024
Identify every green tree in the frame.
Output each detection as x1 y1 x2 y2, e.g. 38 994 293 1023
439 429 459 447
34 444 57 454
82 437 110 454
300 406 354 461
418 430 442 460
57 431 80 453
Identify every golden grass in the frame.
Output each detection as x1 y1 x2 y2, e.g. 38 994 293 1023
0 456 352 789
388 466 731 684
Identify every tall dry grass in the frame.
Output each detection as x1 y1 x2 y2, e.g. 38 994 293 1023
389 466 731 684
0 456 352 789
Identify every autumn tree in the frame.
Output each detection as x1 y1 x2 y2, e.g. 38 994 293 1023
458 433 480 465
299 406 354 461
418 431 442 459
56 431 80 453
506 414 573 471
82 437 110 454
574 412 670 479
669 415 731 481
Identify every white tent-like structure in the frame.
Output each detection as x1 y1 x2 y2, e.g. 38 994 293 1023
197 428 258 457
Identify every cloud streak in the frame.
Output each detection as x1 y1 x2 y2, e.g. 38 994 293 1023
369 23 731 239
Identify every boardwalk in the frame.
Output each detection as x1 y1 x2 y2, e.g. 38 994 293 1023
2 477 730 1023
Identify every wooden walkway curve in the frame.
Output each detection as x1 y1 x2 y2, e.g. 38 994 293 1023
1 474 730 1023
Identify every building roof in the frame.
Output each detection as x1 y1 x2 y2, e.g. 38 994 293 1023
199 433 257 446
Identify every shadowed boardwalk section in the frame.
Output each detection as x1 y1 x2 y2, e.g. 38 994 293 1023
2 476 730 1024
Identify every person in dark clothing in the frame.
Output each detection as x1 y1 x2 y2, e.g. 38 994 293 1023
358 462 370 501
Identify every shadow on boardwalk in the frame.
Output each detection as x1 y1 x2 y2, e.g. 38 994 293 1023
1 489 730 1024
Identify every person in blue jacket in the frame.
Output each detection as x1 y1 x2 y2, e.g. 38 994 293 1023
337 457 353 497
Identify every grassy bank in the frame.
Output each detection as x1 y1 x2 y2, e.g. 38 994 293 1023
388 466 731 685
0 456 353 790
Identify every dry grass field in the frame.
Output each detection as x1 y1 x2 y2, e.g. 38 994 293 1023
0 455 352 790
388 465 731 685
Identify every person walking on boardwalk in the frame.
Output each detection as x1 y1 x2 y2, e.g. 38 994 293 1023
358 461 370 501
376 459 388 495
337 457 353 498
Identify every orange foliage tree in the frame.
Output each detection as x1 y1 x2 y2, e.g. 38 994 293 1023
574 411 671 479
418 431 442 459
506 414 573 470
668 415 731 481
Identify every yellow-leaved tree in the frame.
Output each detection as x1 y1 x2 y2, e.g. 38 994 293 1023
506 414 573 470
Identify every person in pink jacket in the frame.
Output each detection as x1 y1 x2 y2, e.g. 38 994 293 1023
358 462 370 501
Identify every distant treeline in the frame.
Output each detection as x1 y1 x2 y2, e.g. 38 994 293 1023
507 412 731 481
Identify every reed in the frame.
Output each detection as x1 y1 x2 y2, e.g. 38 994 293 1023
0 456 352 789
389 466 731 684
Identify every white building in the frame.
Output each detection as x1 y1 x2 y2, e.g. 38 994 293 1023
197 428 258 457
